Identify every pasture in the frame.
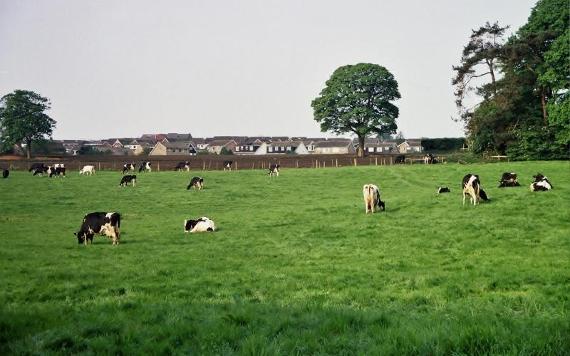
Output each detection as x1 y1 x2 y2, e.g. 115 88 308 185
0 161 569 354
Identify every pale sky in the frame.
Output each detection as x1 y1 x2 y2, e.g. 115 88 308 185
0 0 537 140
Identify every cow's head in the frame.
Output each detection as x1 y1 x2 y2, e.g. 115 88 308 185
184 219 197 232
74 231 87 244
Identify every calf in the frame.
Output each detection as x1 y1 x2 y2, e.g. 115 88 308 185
175 161 190 171
2 169 8 179
79 165 96 175
29 163 45 172
437 186 450 194
119 175 137 187
498 172 520 187
362 184 385 214
530 173 553 191
184 217 215 233
223 160 233 171
74 212 121 245
122 163 135 174
268 164 280 177
462 174 489 205
187 176 204 190
48 166 66 178
139 161 151 172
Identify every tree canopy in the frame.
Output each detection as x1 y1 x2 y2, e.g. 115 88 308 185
452 0 569 159
312 63 400 157
0 90 56 158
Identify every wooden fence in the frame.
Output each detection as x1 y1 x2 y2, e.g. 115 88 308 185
0 154 446 172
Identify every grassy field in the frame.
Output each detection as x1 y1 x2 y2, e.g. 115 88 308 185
0 161 569 354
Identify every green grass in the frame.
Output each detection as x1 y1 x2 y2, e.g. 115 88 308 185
1 161 569 354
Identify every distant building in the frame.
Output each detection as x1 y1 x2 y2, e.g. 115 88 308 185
313 139 355 154
206 140 237 154
148 141 197 156
397 140 423 153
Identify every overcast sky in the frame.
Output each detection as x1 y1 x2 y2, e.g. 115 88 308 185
0 0 537 140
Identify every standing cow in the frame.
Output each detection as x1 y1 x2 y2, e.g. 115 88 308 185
175 161 190 171
74 212 121 245
48 166 66 178
462 174 489 205
139 161 151 173
223 161 233 171
362 184 385 214
120 175 137 187
79 165 96 175
29 163 45 173
122 163 135 174
268 164 280 177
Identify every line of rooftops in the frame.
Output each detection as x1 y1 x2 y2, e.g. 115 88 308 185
57 133 424 156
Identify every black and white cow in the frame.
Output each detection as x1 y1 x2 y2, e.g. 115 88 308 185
139 161 151 172
119 175 137 187
184 217 215 233
48 166 66 178
2 169 8 179
462 174 489 205
530 173 553 191
74 212 121 245
394 155 406 164
437 186 450 194
187 176 204 190
362 184 385 214
33 166 49 176
424 153 438 164
122 163 135 174
175 161 190 171
223 160 233 171
29 163 45 172
268 164 280 177
498 172 520 187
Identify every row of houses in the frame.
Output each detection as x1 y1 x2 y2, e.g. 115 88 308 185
57 134 424 156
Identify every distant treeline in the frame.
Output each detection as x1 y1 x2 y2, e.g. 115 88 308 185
421 138 465 152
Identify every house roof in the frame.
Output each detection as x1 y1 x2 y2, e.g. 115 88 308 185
166 133 192 141
207 139 237 147
314 140 352 148
163 141 195 149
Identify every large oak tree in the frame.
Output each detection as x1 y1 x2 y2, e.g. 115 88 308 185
311 63 400 157
0 90 56 158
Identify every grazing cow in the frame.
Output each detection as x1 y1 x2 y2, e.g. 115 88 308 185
33 166 49 176
362 184 385 214
223 160 233 171
2 169 8 178
122 163 135 174
54 163 65 169
47 166 66 178
175 161 190 171
462 174 489 205
79 165 96 175
187 176 204 190
498 172 520 187
184 217 215 233
119 175 137 187
437 186 450 194
139 161 151 172
530 173 553 191
268 164 280 177
28 163 45 172
394 155 406 164
424 153 438 164
74 212 121 245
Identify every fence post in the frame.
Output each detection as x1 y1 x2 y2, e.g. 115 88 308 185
390 156 393 165
375 157 378 166
354 158 357 167
157 161 160 171
296 160 299 168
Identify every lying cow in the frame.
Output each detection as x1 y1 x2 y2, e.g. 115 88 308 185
74 212 121 245
175 161 190 171
80 165 96 175
268 164 280 177
29 163 45 172
462 174 489 205
139 161 151 172
122 163 135 174
362 184 385 214
223 160 233 171
530 173 553 191
187 176 204 190
48 166 66 178
119 175 137 187
2 169 8 179
498 172 520 187
437 186 450 194
184 217 215 233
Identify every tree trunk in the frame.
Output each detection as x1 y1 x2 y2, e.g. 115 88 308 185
26 139 31 159
357 135 366 158
540 88 548 124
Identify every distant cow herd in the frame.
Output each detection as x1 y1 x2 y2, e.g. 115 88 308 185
1 159 556 246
